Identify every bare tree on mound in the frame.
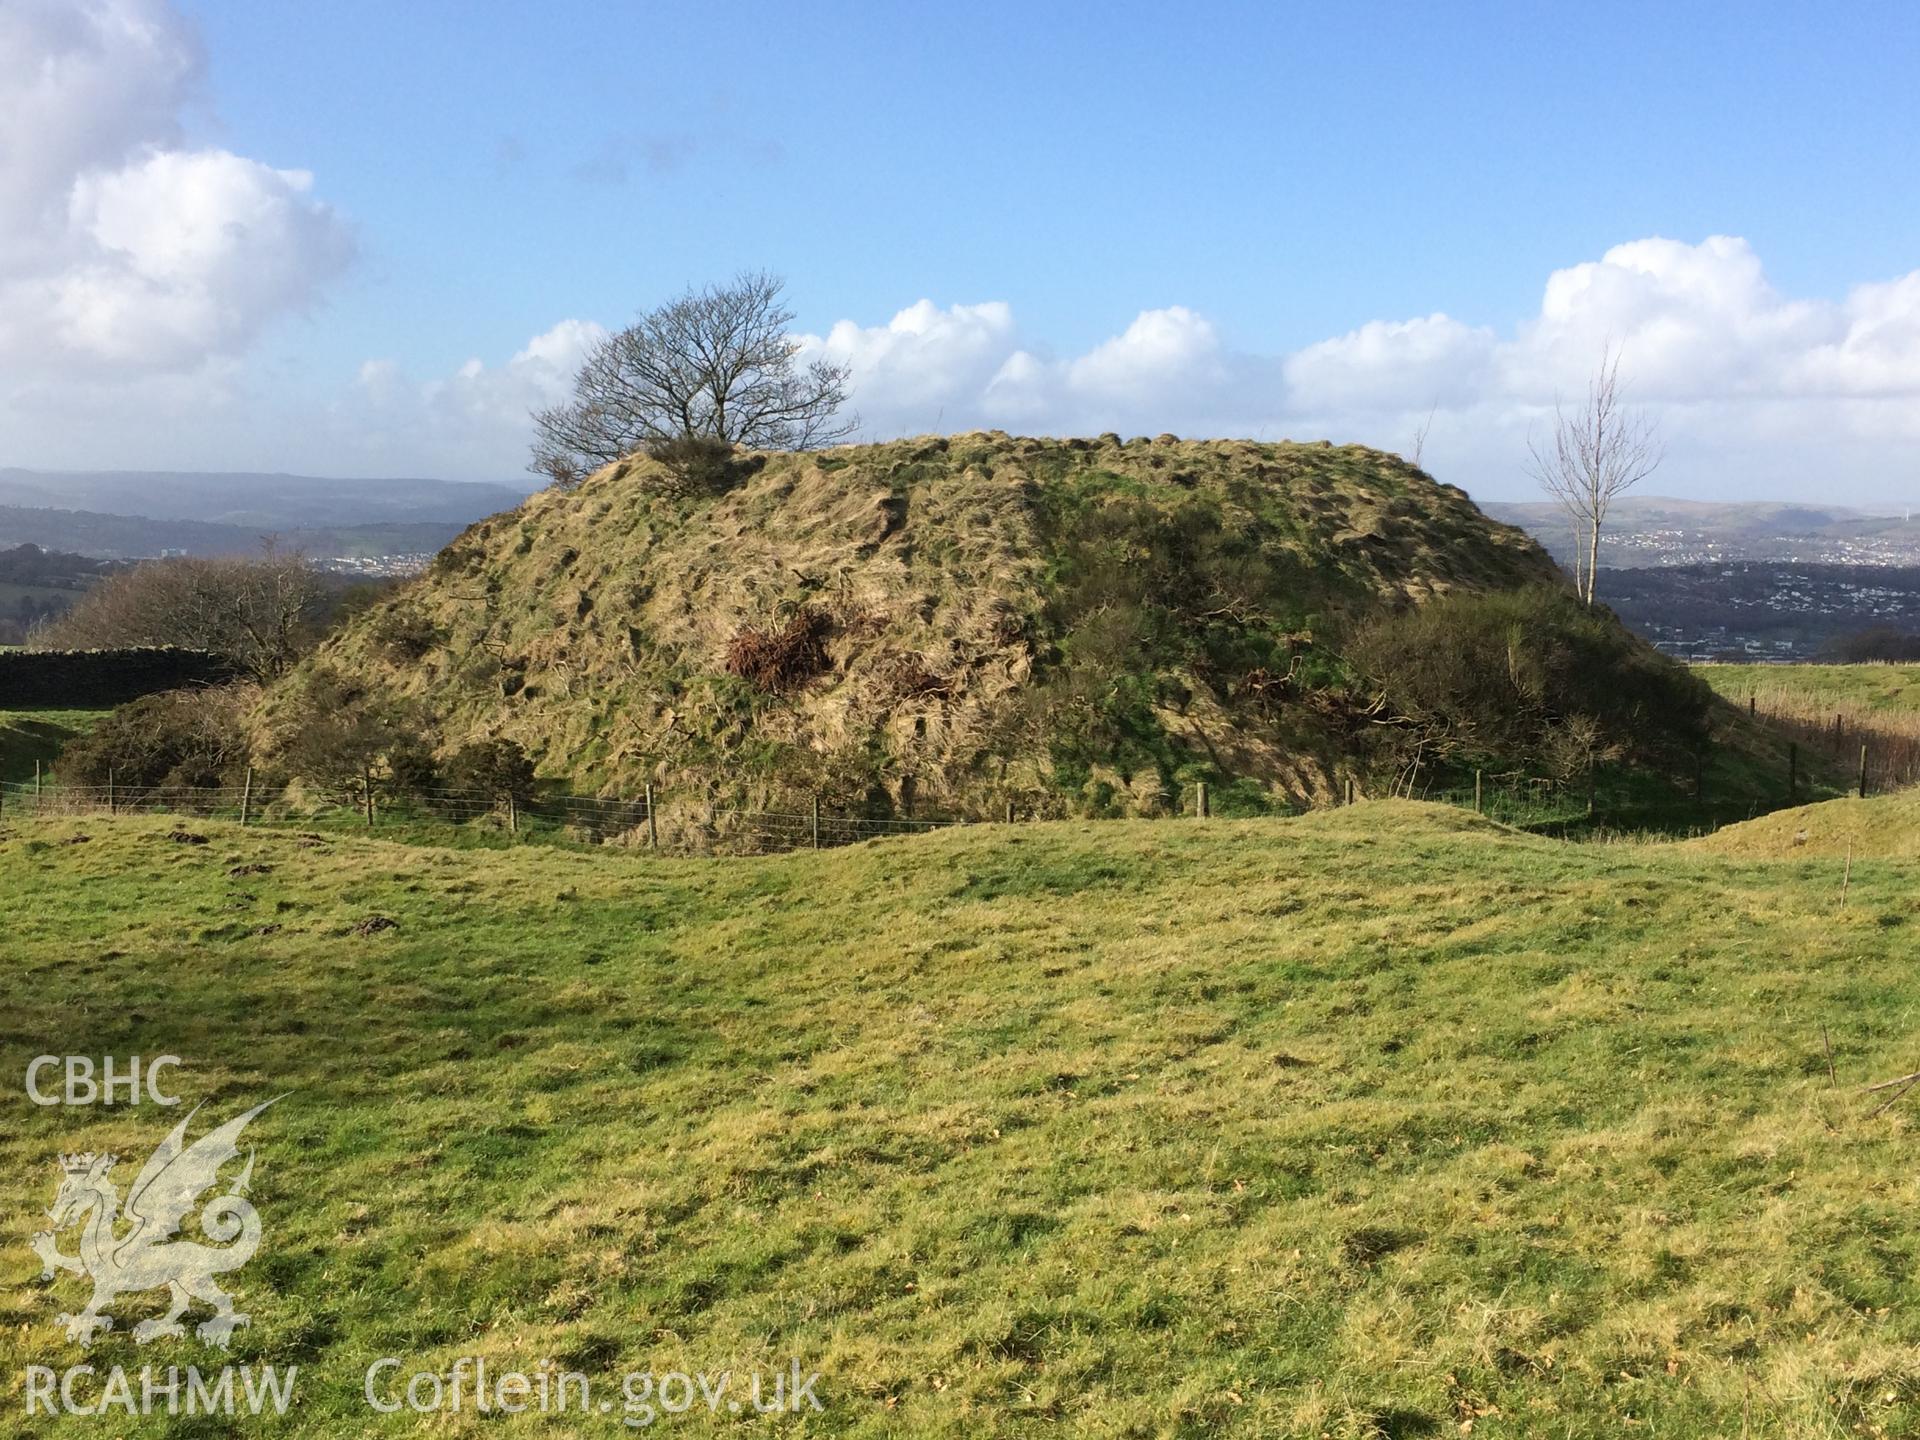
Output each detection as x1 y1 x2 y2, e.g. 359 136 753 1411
1527 343 1664 605
529 271 857 488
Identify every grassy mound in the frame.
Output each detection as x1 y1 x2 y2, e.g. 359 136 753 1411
1688 788 1920 859
284 433 1559 821
6 806 1920 1435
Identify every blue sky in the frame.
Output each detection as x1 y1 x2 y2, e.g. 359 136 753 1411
4 0 1918 499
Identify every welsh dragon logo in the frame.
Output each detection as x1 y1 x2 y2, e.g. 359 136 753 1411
30 1099 279 1347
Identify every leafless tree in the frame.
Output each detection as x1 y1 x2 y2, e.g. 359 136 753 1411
529 271 856 487
36 547 324 681
1408 402 1437 469
1527 344 1663 605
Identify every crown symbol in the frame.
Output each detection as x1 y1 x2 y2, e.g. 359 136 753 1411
59 1153 113 1174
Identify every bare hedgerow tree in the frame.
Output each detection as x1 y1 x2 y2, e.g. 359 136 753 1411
1527 343 1664 606
529 271 857 489
36 548 323 681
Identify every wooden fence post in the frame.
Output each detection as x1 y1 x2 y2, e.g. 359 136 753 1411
1005 798 1015 824
1473 770 1483 814
1859 743 1869 799
645 783 659 849
108 768 116 816
240 767 253 826
362 771 375 827
507 791 518 834
1196 781 1209 818
1748 693 1756 719
34 759 42 799
1788 743 1798 803
811 793 820 849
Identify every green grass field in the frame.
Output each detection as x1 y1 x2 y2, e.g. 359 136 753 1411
1695 663 1920 714
6 801 1920 1436
0 708 109 787
1693 665 1920 795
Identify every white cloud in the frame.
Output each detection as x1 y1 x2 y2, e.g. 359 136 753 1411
799 301 1276 438
325 319 606 479
1285 314 1496 412
779 237 1920 503
0 0 350 375
797 300 1017 427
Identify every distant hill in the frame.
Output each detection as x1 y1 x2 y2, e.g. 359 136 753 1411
1484 495 1920 567
0 505 466 562
281 432 1567 818
0 468 527 529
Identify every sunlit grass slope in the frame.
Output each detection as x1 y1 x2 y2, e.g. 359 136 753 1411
1695 663 1920 716
4 803 1920 1436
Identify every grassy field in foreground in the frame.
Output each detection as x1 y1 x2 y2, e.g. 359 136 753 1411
4 803 1920 1437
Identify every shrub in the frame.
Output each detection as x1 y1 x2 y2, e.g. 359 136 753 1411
439 739 537 802
57 685 257 794
726 608 832 693
365 606 445 661
645 435 746 498
1344 586 1712 779
271 668 439 799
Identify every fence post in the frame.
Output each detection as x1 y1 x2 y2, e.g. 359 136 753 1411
34 759 42 799
1748 693 1756 720
1345 777 1355 806
507 791 518 835
1196 781 1209 818
1586 758 1596 820
240 767 253 826
1473 769 1483 814
645 783 659 849
810 793 820 849
362 771 375 827
1788 743 1798 803
1005 798 1015 824
1859 743 1869 799
108 767 116 817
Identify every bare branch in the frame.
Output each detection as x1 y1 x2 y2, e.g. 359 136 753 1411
1524 342 1664 605
528 271 857 488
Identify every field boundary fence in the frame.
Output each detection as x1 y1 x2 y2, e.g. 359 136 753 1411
0 751 1886 853
0 776 964 856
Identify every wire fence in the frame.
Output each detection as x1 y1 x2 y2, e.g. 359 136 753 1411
0 755 1868 852
0 777 962 856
